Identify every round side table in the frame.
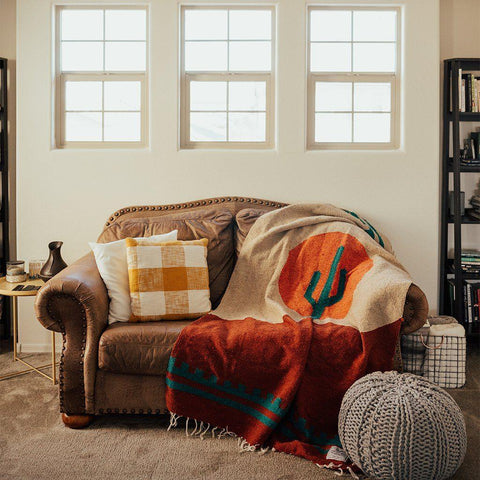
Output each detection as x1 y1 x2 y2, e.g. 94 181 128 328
0 277 57 384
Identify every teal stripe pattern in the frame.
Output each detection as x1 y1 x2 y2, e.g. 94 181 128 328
343 209 385 248
280 410 342 453
165 377 277 429
167 357 285 417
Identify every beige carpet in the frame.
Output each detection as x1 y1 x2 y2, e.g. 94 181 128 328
0 348 479 480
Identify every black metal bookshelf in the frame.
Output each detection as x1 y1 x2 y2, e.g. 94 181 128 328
0 58 10 339
440 58 480 336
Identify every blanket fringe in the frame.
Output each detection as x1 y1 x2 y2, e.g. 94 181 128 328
316 462 361 479
167 412 180 431
169 413 360 476
168 411 270 454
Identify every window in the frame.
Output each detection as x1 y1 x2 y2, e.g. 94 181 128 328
307 7 400 149
55 6 148 148
180 6 275 149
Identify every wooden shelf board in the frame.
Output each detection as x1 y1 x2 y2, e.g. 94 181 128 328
448 159 480 172
447 113 480 122
445 58 480 71
448 271 480 280
447 208 480 224
447 263 480 279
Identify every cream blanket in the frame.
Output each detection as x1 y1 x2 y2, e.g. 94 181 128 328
216 203 412 332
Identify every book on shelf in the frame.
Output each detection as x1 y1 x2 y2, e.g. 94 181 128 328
448 278 480 323
452 69 480 112
448 250 480 276
462 249 480 258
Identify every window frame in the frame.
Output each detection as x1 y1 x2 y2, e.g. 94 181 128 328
179 5 276 150
54 5 149 149
306 5 401 151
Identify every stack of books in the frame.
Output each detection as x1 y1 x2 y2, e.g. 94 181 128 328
448 276 480 324
457 70 480 112
449 250 480 322
461 249 480 273
470 179 480 219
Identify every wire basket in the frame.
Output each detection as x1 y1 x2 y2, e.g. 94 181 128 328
401 316 466 388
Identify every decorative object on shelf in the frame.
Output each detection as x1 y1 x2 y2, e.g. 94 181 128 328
28 259 46 279
39 241 67 282
6 261 27 283
449 191 465 216
339 371 467 480
463 138 473 159
469 178 480 219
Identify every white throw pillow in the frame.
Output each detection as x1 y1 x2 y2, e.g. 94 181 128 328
89 231 177 323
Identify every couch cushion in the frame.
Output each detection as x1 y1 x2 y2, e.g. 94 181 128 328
98 321 191 375
98 206 234 307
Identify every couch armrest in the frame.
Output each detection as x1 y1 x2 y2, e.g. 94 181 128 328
401 284 429 335
35 253 109 414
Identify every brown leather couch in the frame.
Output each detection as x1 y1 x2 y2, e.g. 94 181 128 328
35 197 428 429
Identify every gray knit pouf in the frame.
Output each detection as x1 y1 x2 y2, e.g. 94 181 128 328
338 371 466 480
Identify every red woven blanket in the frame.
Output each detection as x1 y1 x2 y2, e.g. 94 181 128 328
166 204 410 470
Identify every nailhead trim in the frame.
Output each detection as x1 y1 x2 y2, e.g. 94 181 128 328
95 408 169 415
103 197 287 227
47 294 87 415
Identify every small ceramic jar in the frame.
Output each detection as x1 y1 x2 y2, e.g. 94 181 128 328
6 261 27 283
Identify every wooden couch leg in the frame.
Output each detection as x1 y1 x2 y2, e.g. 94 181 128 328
62 413 94 429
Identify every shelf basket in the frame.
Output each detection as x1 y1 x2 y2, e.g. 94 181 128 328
401 316 466 388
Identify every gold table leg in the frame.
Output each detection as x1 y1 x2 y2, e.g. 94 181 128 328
0 296 58 383
12 296 18 360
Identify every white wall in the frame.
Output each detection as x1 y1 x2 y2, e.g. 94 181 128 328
16 0 440 351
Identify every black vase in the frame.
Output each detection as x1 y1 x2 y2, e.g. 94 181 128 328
40 241 68 282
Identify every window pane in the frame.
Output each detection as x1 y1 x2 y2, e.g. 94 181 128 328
184 10 227 40
104 81 141 111
61 42 103 71
229 42 271 71
229 82 266 111
190 82 227 111
61 10 103 41
65 112 102 141
354 113 390 142
229 10 271 40
354 83 391 112
190 113 227 141
315 113 352 142
315 82 352 112
65 81 102 111
185 42 228 71
228 113 266 141
310 10 351 42
310 43 351 72
353 11 396 42
353 43 395 72
105 42 146 71
104 112 141 141
105 10 146 41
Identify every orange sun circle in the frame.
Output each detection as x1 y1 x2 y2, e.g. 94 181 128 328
278 232 373 320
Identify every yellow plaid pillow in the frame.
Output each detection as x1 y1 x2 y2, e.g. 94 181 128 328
125 238 211 321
